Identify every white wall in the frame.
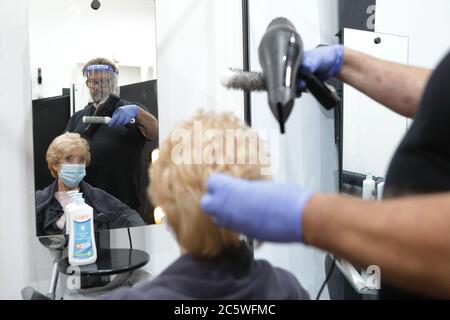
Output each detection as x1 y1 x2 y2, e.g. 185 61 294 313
376 0 450 69
155 0 244 139
248 0 340 299
0 0 46 300
28 0 157 101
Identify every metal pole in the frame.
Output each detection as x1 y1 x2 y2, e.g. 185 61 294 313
242 0 252 127
241 0 255 256
47 250 62 300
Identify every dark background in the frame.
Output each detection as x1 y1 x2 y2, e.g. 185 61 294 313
339 0 376 32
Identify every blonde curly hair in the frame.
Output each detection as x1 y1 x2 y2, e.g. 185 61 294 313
149 111 271 258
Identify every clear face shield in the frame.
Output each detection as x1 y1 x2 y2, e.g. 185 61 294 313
84 65 120 104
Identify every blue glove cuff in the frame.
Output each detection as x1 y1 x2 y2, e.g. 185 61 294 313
293 190 314 243
329 45 345 78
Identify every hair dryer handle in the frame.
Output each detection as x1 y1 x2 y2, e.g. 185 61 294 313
301 74 341 110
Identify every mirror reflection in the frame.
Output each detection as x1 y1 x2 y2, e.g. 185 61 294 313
30 0 159 237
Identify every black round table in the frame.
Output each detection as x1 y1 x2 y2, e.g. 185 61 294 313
59 249 149 276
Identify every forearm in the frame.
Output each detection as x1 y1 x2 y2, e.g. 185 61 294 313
136 107 159 140
303 193 450 298
338 48 432 118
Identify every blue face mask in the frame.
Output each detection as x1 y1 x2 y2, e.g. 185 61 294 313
59 164 86 188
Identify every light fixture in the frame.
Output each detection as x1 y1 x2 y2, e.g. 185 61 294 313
151 149 160 163
154 207 166 225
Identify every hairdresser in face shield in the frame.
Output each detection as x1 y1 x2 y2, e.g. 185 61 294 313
35 133 144 237
65 58 158 218
201 46 450 299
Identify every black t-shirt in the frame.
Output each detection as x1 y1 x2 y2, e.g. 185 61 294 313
381 52 450 299
66 99 148 212
385 52 450 198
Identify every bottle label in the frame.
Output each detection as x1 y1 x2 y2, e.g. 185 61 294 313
73 219 93 259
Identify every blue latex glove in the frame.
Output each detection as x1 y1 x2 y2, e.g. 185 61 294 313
300 45 345 83
200 173 314 243
109 105 139 128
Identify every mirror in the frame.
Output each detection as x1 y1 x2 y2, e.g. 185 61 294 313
29 0 159 237
338 2 404 197
341 28 408 197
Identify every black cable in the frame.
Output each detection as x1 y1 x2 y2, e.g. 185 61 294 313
316 256 337 300
127 228 133 249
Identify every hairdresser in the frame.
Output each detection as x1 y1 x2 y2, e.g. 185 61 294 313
202 46 450 299
66 58 158 215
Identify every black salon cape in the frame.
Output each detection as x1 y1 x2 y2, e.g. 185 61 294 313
35 180 144 236
381 52 450 299
65 99 149 212
102 243 310 300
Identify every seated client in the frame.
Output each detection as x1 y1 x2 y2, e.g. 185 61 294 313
103 112 310 300
35 132 144 236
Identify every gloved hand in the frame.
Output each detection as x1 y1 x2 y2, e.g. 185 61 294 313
109 105 139 128
300 45 345 82
200 173 313 243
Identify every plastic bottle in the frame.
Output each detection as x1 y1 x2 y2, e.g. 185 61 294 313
66 193 97 266
377 182 385 202
34 68 44 99
64 192 83 235
363 173 376 201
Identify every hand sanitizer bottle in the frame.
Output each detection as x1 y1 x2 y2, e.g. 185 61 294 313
363 173 376 201
67 193 97 267
64 192 83 235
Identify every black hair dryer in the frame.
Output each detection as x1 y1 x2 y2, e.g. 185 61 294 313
258 18 341 134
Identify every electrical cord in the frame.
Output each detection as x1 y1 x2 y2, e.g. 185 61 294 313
126 224 156 280
316 256 337 300
127 228 133 249
314 78 343 300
